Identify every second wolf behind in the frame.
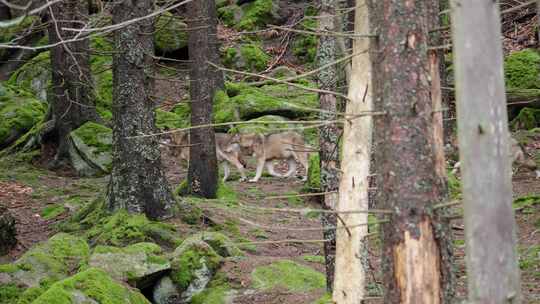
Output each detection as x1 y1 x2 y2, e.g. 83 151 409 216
163 132 247 182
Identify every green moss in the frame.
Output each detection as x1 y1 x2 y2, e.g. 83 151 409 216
32 268 150 304
0 283 23 304
71 122 112 154
154 12 188 53
231 115 292 134
292 9 318 65
6 51 50 100
301 255 325 264
0 84 46 146
16 285 48 304
0 264 18 273
504 49 540 90
223 47 238 66
216 180 238 202
236 0 275 30
447 169 461 200
124 242 163 255
191 284 230 304
305 153 320 191
519 245 540 273
251 260 325 292
312 293 332 304
171 242 223 290
156 109 186 130
41 204 66 220
513 195 540 214
218 4 241 27
240 43 270 71
249 228 268 239
510 107 540 130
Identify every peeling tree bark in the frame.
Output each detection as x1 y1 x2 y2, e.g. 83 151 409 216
106 0 174 220
450 1 522 303
332 0 373 301
316 0 340 292
46 0 99 167
370 1 454 303
186 0 221 198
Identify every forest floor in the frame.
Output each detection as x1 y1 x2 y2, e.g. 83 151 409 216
0 147 539 303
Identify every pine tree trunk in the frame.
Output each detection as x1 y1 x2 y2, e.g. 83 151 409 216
106 0 174 220
370 1 454 302
47 0 99 166
186 0 221 198
316 0 339 292
450 1 522 303
332 0 373 301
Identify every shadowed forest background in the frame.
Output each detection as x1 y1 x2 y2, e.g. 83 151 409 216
0 0 539 303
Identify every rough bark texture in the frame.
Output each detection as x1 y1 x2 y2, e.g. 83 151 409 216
450 1 522 303
106 0 174 220
47 0 99 166
316 0 340 292
186 0 221 198
0 206 16 255
332 0 373 301
370 1 454 303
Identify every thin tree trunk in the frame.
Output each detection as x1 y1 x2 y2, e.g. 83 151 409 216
47 0 99 166
186 0 220 198
333 0 373 301
450 1 522 303
107 0 174 220
316 0 340 292
370 1 453 303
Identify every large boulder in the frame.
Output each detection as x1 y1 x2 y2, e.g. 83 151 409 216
218 0 278 30
152 275 181 304
69 122 112 177
0 84 46 149
154 12 188 54
0 233 89 290
180 232 243 258
6 51 50 101
32 268 150 304
222 42 270 72
504 48 540 90
89 243 170 289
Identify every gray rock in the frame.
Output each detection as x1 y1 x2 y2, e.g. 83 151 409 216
153 275 181 304
68 122 112 177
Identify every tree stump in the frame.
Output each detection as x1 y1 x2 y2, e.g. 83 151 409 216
0 206 17 255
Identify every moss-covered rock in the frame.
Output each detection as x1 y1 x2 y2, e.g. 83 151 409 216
6 51 50 101
180 232 243 258
170 240 223 301
32 268 150 304
504 49 540 90
89 242 170 288
230 115 292 135
86 209 182 248
190 272 232 304
510 107 540 130
154 12 188 54
155 109 186 130
223 42 270 72
251 260 325 292
236 0 277 30
0 16 40 60
3 233 90 290
0 84 46 148
69 122 112 176
218 82 318 121
152 275 180 304
217 4 244 27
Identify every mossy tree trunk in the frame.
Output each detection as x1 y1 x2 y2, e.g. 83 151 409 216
186 0 222 198
316 0 339 292
46 0 100 167
370 0 454 302
106 0 174 220
450 1 522 303
332 0 373 302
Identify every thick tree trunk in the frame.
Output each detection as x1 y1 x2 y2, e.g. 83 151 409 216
316 0 340 292
106 0 174 220
0 206 16 255
0 3 10 20
47 0 99 167
370 1 454 303
332 0 373 302
450 1 522 303
186 0 221 198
